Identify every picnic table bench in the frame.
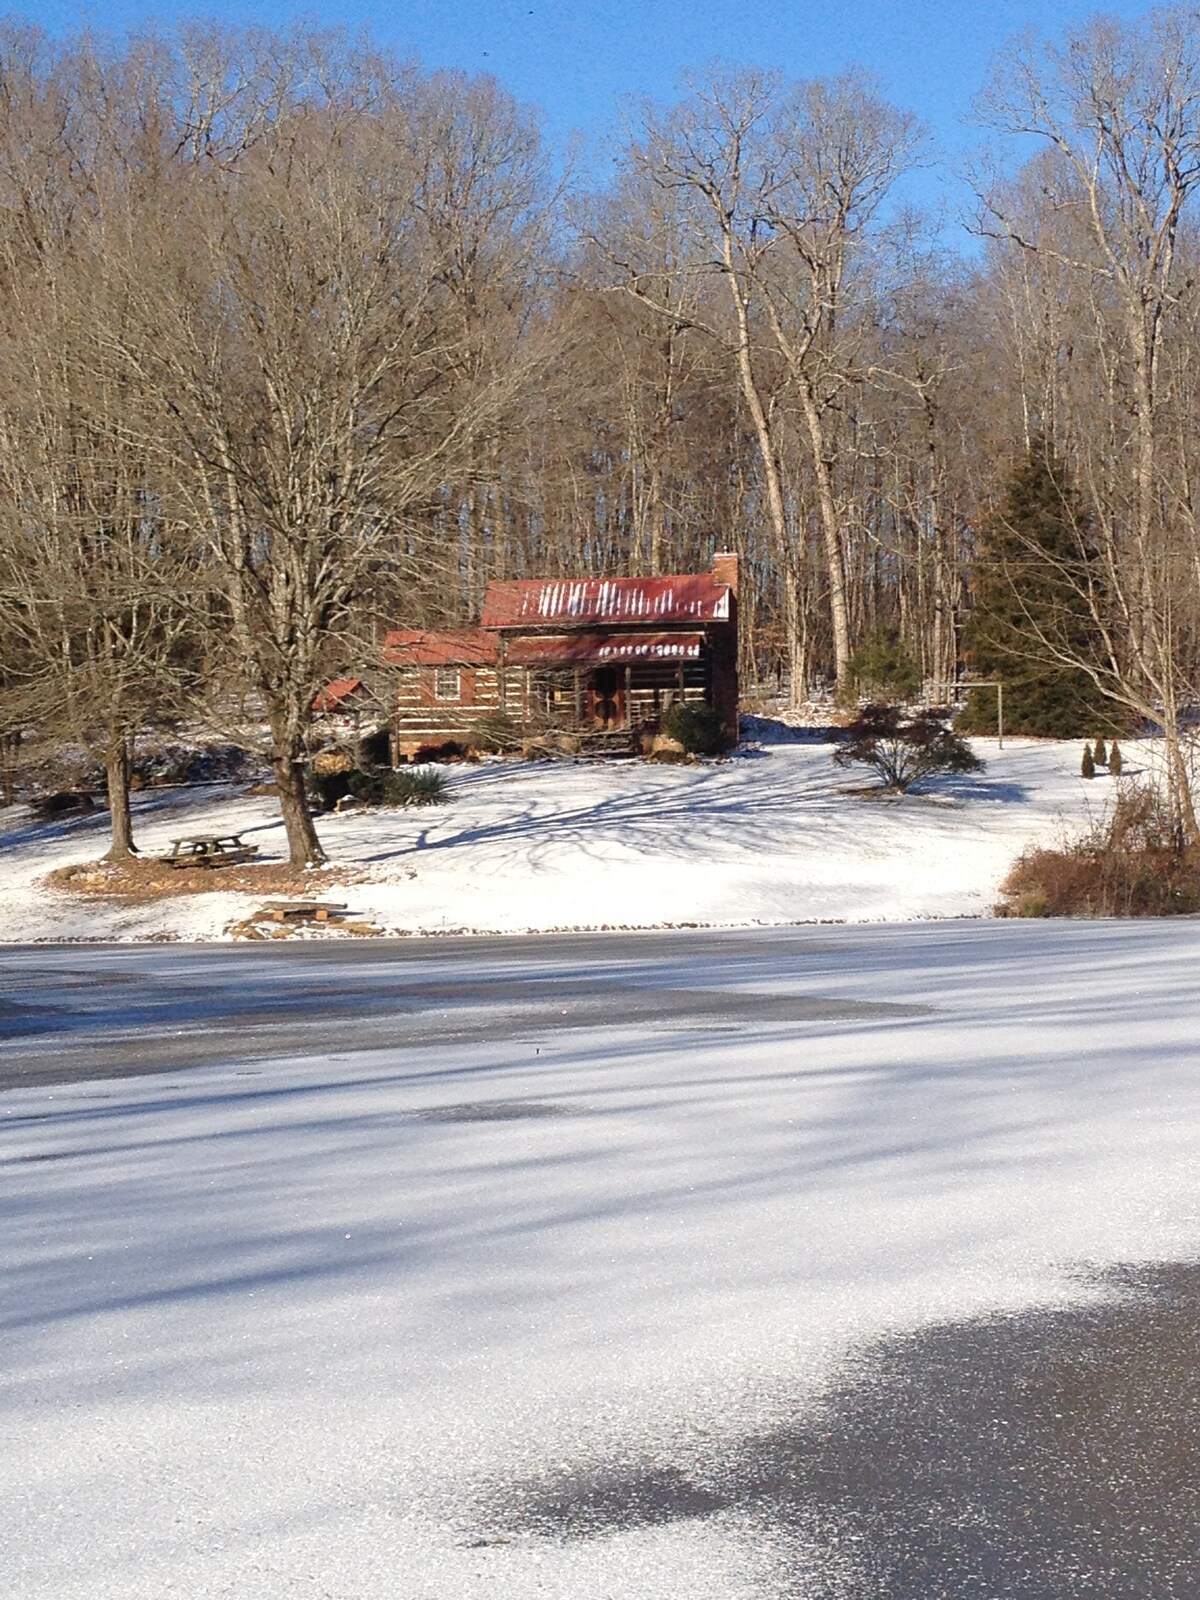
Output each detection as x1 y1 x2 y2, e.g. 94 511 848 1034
164 834 260 869
229 900 382 939
257 900 349 923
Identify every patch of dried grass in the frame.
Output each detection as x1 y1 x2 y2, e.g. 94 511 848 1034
997 785 1200 917
46 856 368 902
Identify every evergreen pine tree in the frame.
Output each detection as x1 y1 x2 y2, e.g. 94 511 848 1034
960 447 1116 738
842 629 921 704
1082 743 1096 779
1094 736 1108 766
1110 740 1123 776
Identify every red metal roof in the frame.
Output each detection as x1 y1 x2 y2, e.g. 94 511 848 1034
505 632 704 666
481 575 731 629
381 629 496 667
312 677 366 713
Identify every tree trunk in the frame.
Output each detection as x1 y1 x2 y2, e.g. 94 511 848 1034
784 565 807 708
102 740 138 861
1159 702 1199 848
720 239 795 673
274 750 327 868
797 379 851 683
0 732 18 807
646 458 666 576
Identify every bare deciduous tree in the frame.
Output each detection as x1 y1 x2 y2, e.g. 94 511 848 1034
106 39 549 864
978 6 1200 834
0 29 193 857
617 67 919 690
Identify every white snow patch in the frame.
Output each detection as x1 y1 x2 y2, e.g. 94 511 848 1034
0 738 1127 942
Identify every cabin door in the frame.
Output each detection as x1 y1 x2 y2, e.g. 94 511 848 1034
587 665 625 730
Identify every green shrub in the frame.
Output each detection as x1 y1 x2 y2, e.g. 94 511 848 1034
841 628 921 705
352 767 447 806
1110 740 1123 776
311 765 448 808
1093 736 1108 767
662 701 730 756
1082 743 1096 779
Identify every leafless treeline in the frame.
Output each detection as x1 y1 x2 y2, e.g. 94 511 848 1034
3 11 1200 860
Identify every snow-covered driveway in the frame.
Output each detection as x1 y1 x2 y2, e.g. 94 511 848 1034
4 923 1200 1597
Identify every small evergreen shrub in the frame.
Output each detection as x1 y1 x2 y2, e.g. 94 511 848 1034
355 767 447 806
1093 737 1108 767
1110 741 1123 776
662 702 730 756
309 765 447 808
841 629 921 705
1081 744 1096 779
833 703 984 793
998 786 1200 917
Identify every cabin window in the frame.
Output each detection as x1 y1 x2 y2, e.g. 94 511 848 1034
434 666 461 701
531 670 574 716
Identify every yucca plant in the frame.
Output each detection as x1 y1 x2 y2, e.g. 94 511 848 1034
380 767 447 807
337 766 449 806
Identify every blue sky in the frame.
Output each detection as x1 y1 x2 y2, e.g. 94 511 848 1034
37 0 1157 218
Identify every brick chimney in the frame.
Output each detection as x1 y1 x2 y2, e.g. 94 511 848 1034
712 551 739 595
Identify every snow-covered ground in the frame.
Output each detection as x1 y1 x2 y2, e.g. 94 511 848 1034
5 922 1200 1598
0 736 1123 940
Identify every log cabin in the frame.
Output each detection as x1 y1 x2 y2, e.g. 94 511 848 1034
380 554 739 757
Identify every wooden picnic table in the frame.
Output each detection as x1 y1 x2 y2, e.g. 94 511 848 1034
164 834 260 869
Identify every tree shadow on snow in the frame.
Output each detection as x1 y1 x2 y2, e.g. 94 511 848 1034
376 768 1029 873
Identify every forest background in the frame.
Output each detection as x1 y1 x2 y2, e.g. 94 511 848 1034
3 7 1200 861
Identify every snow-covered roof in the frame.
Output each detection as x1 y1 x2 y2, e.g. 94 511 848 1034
505 632 704 666
481 576 731 629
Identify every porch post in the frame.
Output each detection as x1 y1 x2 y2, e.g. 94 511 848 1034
624 664 632 728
